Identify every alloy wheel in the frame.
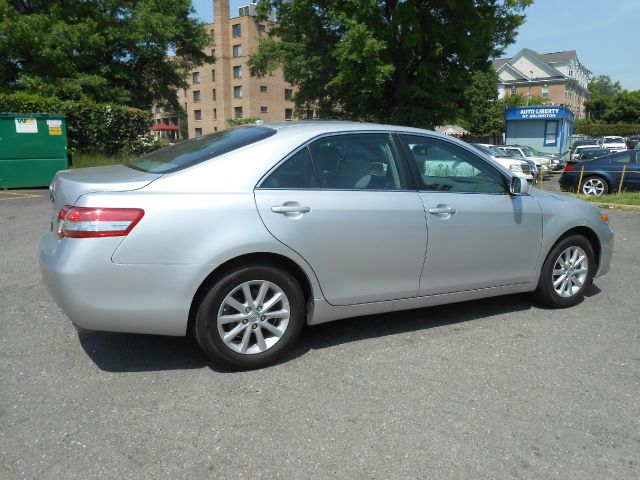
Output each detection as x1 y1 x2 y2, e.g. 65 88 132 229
552 246 589 298
581 178 606 196
217 280 290 354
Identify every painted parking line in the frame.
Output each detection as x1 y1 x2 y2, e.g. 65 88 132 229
0 191 47 201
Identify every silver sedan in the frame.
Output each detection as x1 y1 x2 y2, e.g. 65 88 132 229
40 122 614 369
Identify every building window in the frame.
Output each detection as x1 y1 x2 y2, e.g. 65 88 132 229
209 29 215 40
214 127 218 132
192 72 200 84
260 85 268 93
233 65 242 79
234 106 243 119
234 86 243 99
211 49 215 59
306 109 313 119
261 106 268 113
156 118 162 124
541 84 549 98
285 89 293 100
193 90 201 102
194 109 202 121
232 44 242 58
232 24 241 37
258 24 266 36
510 85 517 96
211 69 215 82
212 88 216 101
195 128 202 137
213 108 217 120
285 108 293 120
544 120 558 146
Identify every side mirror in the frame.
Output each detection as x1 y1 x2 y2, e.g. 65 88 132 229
510 176 530 195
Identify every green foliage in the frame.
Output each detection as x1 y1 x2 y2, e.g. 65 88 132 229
574 123 640 137
0 0 211 109
0 92 153 154
227 117 261 127
585 75 640 123
250 0 532 128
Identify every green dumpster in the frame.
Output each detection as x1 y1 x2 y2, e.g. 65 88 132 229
0 113 70 189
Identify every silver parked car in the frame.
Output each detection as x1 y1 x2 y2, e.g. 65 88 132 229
40 122 614 369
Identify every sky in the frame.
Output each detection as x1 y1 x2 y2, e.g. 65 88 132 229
192 0 640 91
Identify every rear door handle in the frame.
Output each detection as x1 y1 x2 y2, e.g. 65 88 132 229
271 205 311 214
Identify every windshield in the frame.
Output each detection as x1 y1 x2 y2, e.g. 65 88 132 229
520 146 536 157
488 146 508 157
603 137 624 144
127 126 277 173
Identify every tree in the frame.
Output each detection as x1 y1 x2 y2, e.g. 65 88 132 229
0 0 211 109
588 75 622 98
250 0 532 128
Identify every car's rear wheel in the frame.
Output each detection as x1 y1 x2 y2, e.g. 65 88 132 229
581 176 609 196
195 265 305 370
533 234 595 308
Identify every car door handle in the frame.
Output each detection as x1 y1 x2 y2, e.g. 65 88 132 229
428 206 456 215
271 205 311 214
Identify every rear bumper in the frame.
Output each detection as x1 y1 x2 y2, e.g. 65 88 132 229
39 232 214 336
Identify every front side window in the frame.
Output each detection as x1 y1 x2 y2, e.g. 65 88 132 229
308 134 405 190
261 148 317 189
612 152 633 164
400 135 507 194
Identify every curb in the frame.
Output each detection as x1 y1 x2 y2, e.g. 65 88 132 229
591 202 640 212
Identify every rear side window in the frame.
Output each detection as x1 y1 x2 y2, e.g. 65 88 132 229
127 126 276 173
261 148 317 188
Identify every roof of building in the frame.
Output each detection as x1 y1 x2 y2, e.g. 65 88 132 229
493 49 578 69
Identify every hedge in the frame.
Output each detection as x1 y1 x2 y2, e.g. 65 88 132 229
574 123 640 137
0 92 152 154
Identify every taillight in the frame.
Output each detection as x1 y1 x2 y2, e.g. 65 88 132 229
564 164 575 172
57 206 144 238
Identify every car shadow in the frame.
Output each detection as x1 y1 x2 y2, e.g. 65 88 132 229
79 289 573 373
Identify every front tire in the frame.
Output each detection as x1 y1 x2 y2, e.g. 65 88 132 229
195 265 305 370
533 235 595 308
581 176 609 196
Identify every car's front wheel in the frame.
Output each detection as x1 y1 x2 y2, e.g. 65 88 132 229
195 265 305 370
581 176 609 196
533 234 595 308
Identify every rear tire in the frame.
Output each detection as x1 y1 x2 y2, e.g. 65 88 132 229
195 264 305 370
533 235 595 308
581 176 609 196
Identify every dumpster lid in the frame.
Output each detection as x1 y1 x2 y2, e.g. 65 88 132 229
0 112 65 119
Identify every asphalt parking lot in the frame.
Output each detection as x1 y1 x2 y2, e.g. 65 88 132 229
1 183 639 480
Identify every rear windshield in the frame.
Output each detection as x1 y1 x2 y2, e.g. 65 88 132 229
127 126 276 173
603 137 623 143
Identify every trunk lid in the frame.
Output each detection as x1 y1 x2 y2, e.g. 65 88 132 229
49 165 160 213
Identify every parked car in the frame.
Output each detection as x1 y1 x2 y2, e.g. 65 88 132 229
626 136 639 150
569 138 600 160
499 145 552 177
578 148 611 161
40 121 614 369
471 143 534 182
560 149 640 195
571 143 600 161
600 136 627 153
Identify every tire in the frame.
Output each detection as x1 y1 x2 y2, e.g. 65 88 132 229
533 234 595 308
195 264 305 370
581 176 609 196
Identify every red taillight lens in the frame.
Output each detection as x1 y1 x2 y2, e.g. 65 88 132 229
57 206 144 238
564 163 575 172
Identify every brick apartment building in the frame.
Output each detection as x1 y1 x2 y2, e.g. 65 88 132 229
493 48 591 119
152 0 296 139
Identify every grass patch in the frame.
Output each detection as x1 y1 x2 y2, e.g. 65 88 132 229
71 152 134 169
567 191 640 207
